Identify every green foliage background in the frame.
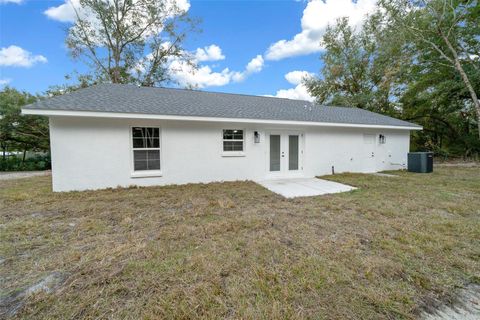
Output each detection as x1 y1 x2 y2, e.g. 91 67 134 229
306 0 480 158
0 88 50 171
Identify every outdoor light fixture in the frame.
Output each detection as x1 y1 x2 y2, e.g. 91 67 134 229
254 131 260 143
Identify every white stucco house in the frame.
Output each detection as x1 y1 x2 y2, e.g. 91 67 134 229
22 84 422 192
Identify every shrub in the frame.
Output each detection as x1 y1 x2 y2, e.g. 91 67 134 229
0 153 51 171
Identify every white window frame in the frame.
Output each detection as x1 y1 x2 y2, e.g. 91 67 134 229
221 129 245 157
130 126 162 178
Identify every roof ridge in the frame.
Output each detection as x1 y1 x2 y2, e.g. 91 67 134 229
98 84 399 113
41 83 393 113
99 83 318 104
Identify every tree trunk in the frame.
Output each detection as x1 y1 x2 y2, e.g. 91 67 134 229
442 34 480 139
22 148 27 164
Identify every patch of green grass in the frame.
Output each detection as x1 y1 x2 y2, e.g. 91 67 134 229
0 167 479 319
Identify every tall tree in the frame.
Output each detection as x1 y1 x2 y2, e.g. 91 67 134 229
66 0 198 86
306 0 479 156
0 88 49 159
305 13 406 115
400 57 480 156
380 0 480 139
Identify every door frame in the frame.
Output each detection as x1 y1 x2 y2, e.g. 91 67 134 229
265 130 305 179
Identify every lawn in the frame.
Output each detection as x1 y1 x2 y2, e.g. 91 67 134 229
1 166 479 319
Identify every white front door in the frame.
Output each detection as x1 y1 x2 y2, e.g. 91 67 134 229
268 132 303 177
362 133 377 172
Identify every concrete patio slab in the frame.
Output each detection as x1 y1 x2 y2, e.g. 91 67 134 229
256 177 356 198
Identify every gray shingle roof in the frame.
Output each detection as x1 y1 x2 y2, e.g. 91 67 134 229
24 83 420 128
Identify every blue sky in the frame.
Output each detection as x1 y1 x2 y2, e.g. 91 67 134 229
0 0 376 99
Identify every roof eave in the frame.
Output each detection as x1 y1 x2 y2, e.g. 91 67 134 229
22 108 423 131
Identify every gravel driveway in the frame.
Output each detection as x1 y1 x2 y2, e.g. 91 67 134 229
0 171 51 181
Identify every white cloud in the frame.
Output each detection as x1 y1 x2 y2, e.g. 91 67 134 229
194 45 225 62
44 0 190 23
284 70 314 86
170 54 265 88
0 0 23 4
170 62 233 88
129 40 264 89
0 45 47 67
265 0 377 60
232 55 265 82
271 84 314 101
0 78 11 86
267 70 314 101
245 55 264 74
44 0 79 22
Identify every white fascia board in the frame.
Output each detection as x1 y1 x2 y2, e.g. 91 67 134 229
22 108 423 130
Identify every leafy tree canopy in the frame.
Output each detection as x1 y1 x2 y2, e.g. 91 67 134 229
66 0 199 86
0 87 49 157
306 0 479 157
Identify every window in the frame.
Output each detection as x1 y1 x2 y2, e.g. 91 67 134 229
379 134 386 144
132 127 160 171
222 129 244 152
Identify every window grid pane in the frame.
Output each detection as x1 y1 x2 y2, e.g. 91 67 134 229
132 127 160 171
223 129 244 152
288 135 299 170
270 135 280 171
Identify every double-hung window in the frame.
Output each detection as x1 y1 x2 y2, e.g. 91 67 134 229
222 129 244 154
132 127 161 172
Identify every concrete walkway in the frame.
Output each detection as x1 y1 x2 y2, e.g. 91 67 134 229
256 177 356 198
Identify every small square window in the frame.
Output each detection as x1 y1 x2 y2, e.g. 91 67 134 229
379 134 386 144
222 129 244 152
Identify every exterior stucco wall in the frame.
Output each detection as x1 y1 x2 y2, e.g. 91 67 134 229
49 116 410 191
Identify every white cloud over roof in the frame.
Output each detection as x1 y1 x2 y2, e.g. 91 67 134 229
266 70 314 101
284 70 314 86
265 0 377 60
170 54 264 88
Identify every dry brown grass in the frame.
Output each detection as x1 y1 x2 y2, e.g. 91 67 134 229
1 167 479 319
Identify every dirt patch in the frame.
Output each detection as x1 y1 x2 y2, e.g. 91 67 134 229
421 284 480 319
0 272 67 318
